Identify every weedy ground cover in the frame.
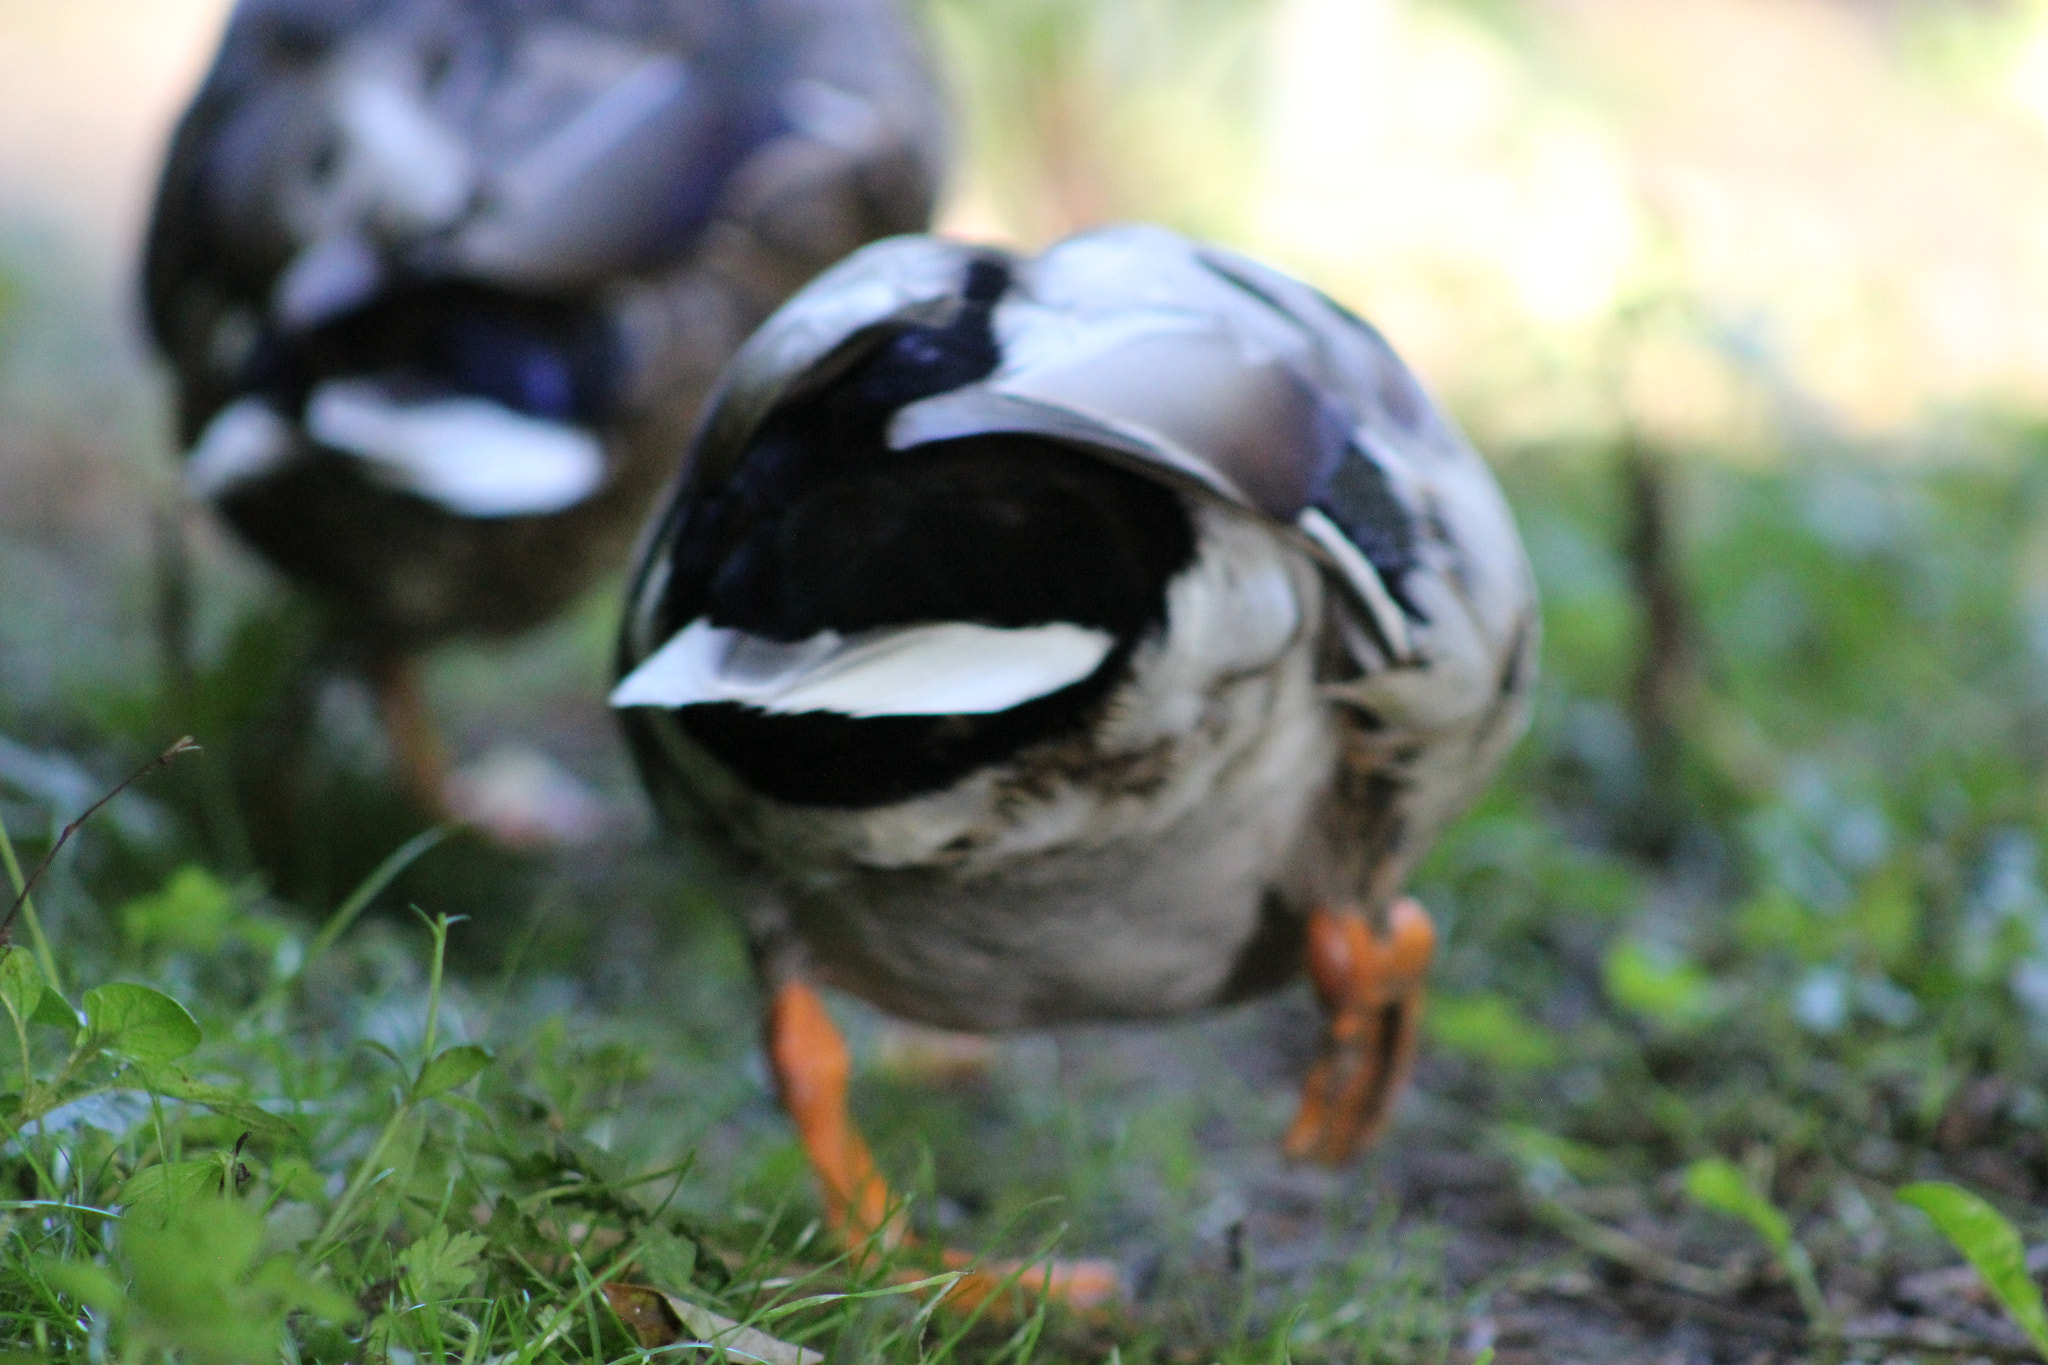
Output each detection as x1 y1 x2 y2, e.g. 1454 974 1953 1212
4 254 2048 1359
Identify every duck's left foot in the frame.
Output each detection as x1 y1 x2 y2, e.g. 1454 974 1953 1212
374 658 607 848
930 1248 1122 1315
371 653 458 822
1283 896 1435 1165
873 1020 998 1084
765 980 1122 1315
445 745 608 849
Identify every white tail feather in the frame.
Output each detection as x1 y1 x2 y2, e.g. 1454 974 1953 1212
272 233 383 330
305 380 605 517
611 618 1116 718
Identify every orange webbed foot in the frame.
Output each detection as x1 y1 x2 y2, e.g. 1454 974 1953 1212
373 657 606 847
1283 896 1435 1165
930 1248 1122 1316
765 980 1122 1315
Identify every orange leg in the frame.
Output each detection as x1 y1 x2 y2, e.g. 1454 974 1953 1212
766 980 896 1247
764 981 1121 1313
1283 897 1436 1165
371 654 455 821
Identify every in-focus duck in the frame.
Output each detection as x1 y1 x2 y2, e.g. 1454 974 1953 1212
613 226 1538 1301
142 0 943 833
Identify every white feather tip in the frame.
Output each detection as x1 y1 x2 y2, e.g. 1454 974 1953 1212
611 618 1116 718
305 380 605 518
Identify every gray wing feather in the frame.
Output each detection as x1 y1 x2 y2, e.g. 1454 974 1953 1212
445 0 945 290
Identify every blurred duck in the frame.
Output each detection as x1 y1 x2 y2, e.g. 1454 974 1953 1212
142 0 943 833
612 226 1539 1301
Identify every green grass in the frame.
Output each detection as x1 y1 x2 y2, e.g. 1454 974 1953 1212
0 812 1082 1365
4 429 2047 1362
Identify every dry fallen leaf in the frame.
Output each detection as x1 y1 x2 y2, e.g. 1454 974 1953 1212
600 1283 823 1365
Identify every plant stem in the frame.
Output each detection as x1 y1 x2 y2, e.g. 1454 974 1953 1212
305 912 460 1267
420 911 452 1066
2 737 199 949
0 809 63 993
304 1102 412 1267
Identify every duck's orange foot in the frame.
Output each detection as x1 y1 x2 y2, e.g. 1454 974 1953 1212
766 980 1120 1316
925 1248 1123 1316
1283 897 1435 1165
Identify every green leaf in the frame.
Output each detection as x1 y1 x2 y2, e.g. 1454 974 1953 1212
1849 860 1920 970
83 983 200 1063
119 1195 350 1358
137 1066 299 1145
399 1224 487 1303
412 1043 492 1100
32 986 80 1029
120 1160 226 1227
0 946 40 1027
1898 1182 2048 1356
264 1157 325 1203
1685 1158 1790 1256
1686 1158 1830 1326
356 1038 406 1072
1429 993 1563 1071
435 1092 492 1126
120 866 239 953
636 1226 700 1292
1735 887 1826 959
36 1256 127 1317
1605 942 1720 1030
1491 1123 1616 1190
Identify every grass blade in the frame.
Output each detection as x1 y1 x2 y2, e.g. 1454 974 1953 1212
261 826 450 1005
1898 1182 2048 1357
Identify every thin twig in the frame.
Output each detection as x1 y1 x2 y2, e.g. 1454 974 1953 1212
1619 437 1698 858
1621 438 1696 767
1614 1280 2045 1363
0 736 201 946
1527 1192 1744 1299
